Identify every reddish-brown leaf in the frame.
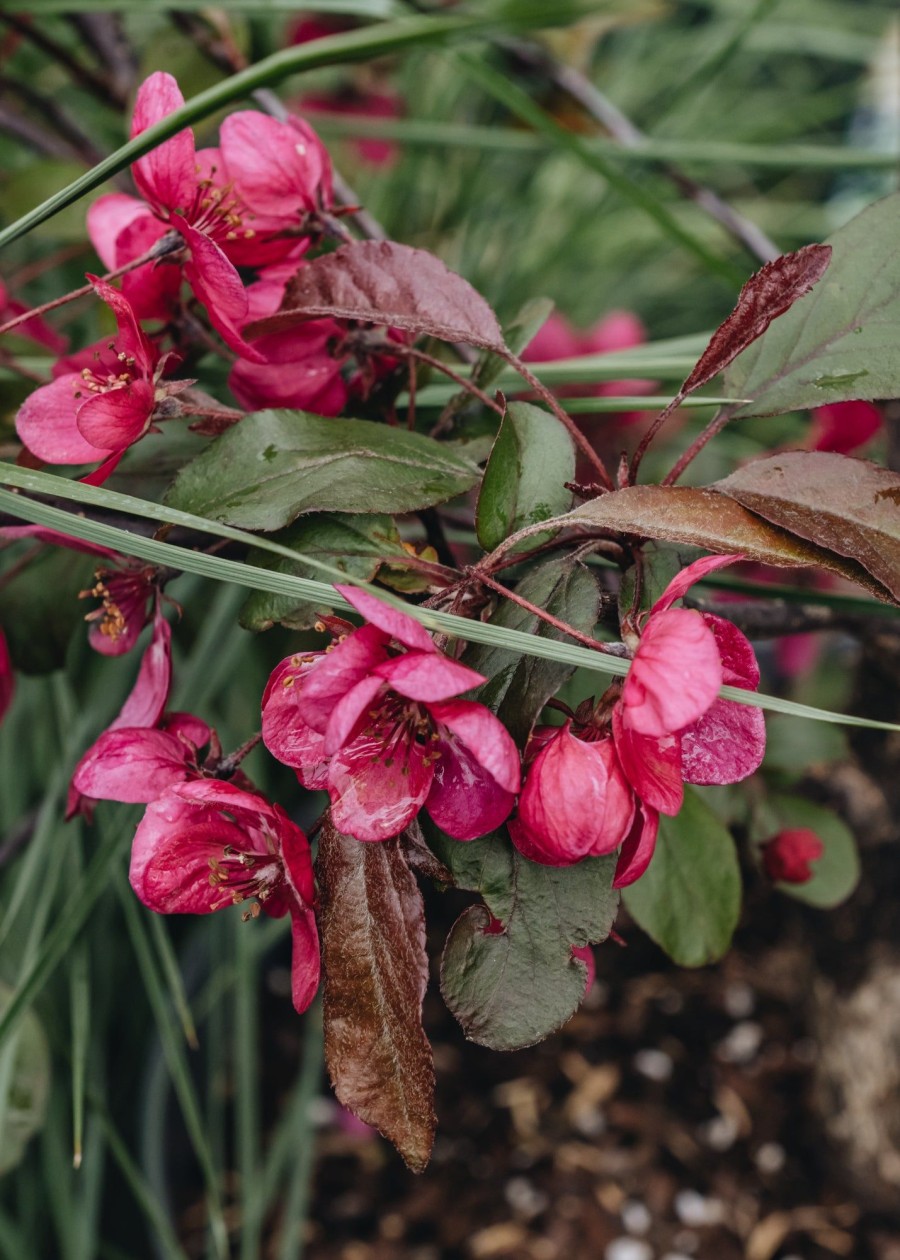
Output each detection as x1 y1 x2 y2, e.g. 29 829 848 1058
566 484 891 600
317 816 436 1173
245 240 506 352
680 244 832 398
715 451 900 602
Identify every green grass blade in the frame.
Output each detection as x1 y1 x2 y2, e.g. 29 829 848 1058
69 942 90 1171
0 482 898 732
147 915 199 1051
276 1003 324 1260
236 926 262 1260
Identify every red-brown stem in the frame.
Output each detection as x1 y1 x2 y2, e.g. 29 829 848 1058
662 404 737 486
406 351 417 431
0 237 180 340
489 531 624 574
627 394 682 483
477 570 618 656
501 349 615 491
218 732 262 776
402 345 503 416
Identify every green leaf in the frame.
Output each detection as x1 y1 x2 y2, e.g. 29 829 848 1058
760 796 860 908
0 985 50 1177
431 824 617 1051
463 557 601 746
317 819 435 1172
164 410 481 531
716 451 900 602
0 545 96 674
622 788 741 966
724 191 900 416
472 297 556 393
476 402 575 552
239 513 408 631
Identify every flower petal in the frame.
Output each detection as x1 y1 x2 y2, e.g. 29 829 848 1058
288 904 321 1013
612 704 683 816
335 585 436 653
681 697 766 785
76 379 155 451
376 651 484 703
323 673 385 754
220 111 329 219
613 800 660 888
623 607 722 737
649 553 742 616
72 727 196 803
174 220 265 361
87 275 156 374
296 624 389 734
130 72 197 212
425 730 516 841
16 375 114 465
427 699 520 794
328 731 433 842
113 611 171 730
261 654 332 785
87 193 151 270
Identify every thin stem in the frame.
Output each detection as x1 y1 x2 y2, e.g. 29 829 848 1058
477 570 619 656
0 236 181 340
662 405 739 485
404 345 503 415
501 349 615 490
627 394 684 483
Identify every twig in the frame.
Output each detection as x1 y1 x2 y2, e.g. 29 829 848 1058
403 345 503 415
0 13 121 109
686 595 900 638
477 570 623 656
68 14 137 107
502 37 779 265
662 405 739 485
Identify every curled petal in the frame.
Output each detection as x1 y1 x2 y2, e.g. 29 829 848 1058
623 607 722 737
612 704 682 816
335 585 436 654
130 72 197 212
681 697 766 785
113 611 171 730
649 554 743 616
428 699 520 795
174 220 265 361
613 800 660 888
16 375 114 465
73 727 197 803
376 651 484 704
328 731 433 842
426 729 516 840
296 624 388 734
289 905 321 1013
221 111 329 219
261 654 331 785
76 379 155 451
703 613 760 688
87 275 156 374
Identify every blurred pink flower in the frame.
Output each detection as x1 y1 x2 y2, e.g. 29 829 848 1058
761 827 824 884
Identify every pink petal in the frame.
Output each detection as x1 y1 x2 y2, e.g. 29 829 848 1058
376 651 484 703
80 450 125 486
703 613 760 688
116 215 182 322
174 220 265 362
681 697 766 785
328 731 433 842
162 711 211 747
323 673 385 754
87 194 152 270
335 585 436 653
612 704 683 816
427 699 521 795
811 400 882 454
87 275 156 374
295 624 389 734
16 375 114 465
288 905 321 1013
522 312 581 362
76 378 155 451
650 554 742 615
130 790 257 913
623 608 722 737
131 72 197 212
580 309 646 356
425 729 516 840
228 353 347 415
220 111 328 219
73 727 197 803
511 727 632 865
613 801 660 887
761 827 823 883
261 654 331 786
112 611 171 730
0 524 114 559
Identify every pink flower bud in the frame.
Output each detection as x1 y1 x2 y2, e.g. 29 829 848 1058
761 828 824 884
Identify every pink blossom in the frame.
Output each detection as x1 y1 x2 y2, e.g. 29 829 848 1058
130 779 320 1013
262 586 520 843
523 309 653 421
761 827 824 884
508 724 634 865
810 400 882 454
15 277 176 480
299 88 404 167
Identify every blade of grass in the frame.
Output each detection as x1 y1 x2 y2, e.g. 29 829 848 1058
69 942 90 1170
456 51 746 286
236 924 262 1260
276 1002 324 1260
147 916 198 1052
0 482 898 732
115 870 229 1260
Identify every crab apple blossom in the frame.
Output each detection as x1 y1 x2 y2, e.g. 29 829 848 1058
15 277 184 482
508 724 635 866
761 828 824 884
262 586 520 843
130 779 320 1014
523 309 653 421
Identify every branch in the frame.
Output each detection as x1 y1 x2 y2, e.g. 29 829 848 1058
686 595 900 638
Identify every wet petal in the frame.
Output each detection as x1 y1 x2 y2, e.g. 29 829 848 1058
613 800 660 888
261 653 331 785
335 584 436 653
16 375 114 465
612 704 682 816
426 731 516 841
296 624 389 734
427 699 520 794
72 727 196 803
328 731 433 842
623 607 722 737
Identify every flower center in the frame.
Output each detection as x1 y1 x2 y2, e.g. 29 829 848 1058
184 172 256 244
363 697 442 770
208 844 282 916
